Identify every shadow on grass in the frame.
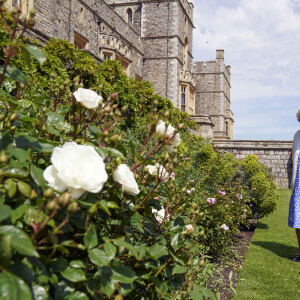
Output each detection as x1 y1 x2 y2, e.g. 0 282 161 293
252 241 298 260
255 222 269 230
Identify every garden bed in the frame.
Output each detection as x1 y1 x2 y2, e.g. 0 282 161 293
219 220 257 299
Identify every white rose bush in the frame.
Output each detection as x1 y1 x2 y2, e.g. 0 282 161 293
0 6 264 299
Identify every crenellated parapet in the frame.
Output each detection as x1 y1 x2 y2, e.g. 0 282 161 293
99 33 132 61
179 69 195 86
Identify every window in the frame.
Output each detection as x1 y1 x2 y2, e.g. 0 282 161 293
183 37 188 70
74 32 88 50
184 17 188 32
225 121 229 134
102 51 113 60
126 8 133 24
181 86 187 112
79 7 84 24
8 0 33 17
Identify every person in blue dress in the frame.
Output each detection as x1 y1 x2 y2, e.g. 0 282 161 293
288 108 300 261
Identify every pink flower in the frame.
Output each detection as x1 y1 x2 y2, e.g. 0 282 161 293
185 158 189 161
170 172 175 178
250 204 253 207
187 189 191 194
218 190 226 196
253 188 256 190
154 196 160 200
185 224 194 233
236 194 242 199
206 198 217 204
190 180 194 183
231 201 234 204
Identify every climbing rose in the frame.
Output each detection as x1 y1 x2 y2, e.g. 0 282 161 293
221 224 229 231
145 163 169 182
113 164 140 195
155 120 181 153
152 207 167 223
73 87 103 109
206 198 217 204
43 142 108 198
186 224 194 233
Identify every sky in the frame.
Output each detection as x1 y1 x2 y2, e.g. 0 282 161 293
192 0 300 140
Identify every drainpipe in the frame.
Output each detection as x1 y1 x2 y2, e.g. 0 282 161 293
166 0 170 99
68 0 72 42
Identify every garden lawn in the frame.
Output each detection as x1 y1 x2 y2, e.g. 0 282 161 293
233 189 300 300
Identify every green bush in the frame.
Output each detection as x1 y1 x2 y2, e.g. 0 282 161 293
240 155 278 218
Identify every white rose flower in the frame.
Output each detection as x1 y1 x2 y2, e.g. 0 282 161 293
221 224 229 231
152 207 167 223
73 87 103 109
145 163 169 182
155 120 181 153
43 142 108 198
185 224 194 233
155 120 168 137
113 164 140 195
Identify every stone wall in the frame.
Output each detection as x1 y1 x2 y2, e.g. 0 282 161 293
214 140 293 188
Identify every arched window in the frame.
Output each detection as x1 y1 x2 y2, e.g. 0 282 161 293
181 85 187 112
183 37 188 70
126 8 133 24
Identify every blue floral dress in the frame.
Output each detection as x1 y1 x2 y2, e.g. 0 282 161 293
288 154 300 228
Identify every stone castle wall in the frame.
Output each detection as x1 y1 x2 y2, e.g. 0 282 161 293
214 140 293 188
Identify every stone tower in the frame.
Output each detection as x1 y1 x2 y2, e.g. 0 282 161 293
193 50 234 140
107 0 196 112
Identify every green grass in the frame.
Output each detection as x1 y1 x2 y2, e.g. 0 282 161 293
232 189 300 300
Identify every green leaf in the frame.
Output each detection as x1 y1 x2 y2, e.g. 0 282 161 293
149 244 168 259
24 45 47 65
0 166 28 179
4 179 16 198
30 165 47 190
95 147 125 160
199 286 216 299
88 125 101 137
17 181 31 198
88 249 111 267
172 265 187 275
104 242 117 260
0 205 11 222
112 239 138 257
32 285 48 300
0 225 39 257
170 232 181 251
111 265 137 284
191 290 204 300
11 205 29 224
69 260 85 269
60 267 86 283
0 272 31 300
7 145 30 163
84 224 98 249
0 64 27 84
100 267 114 297
68 291 89 300
0 234 11 267
15 135 54 153
0 130 11 150
46 112 73 134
